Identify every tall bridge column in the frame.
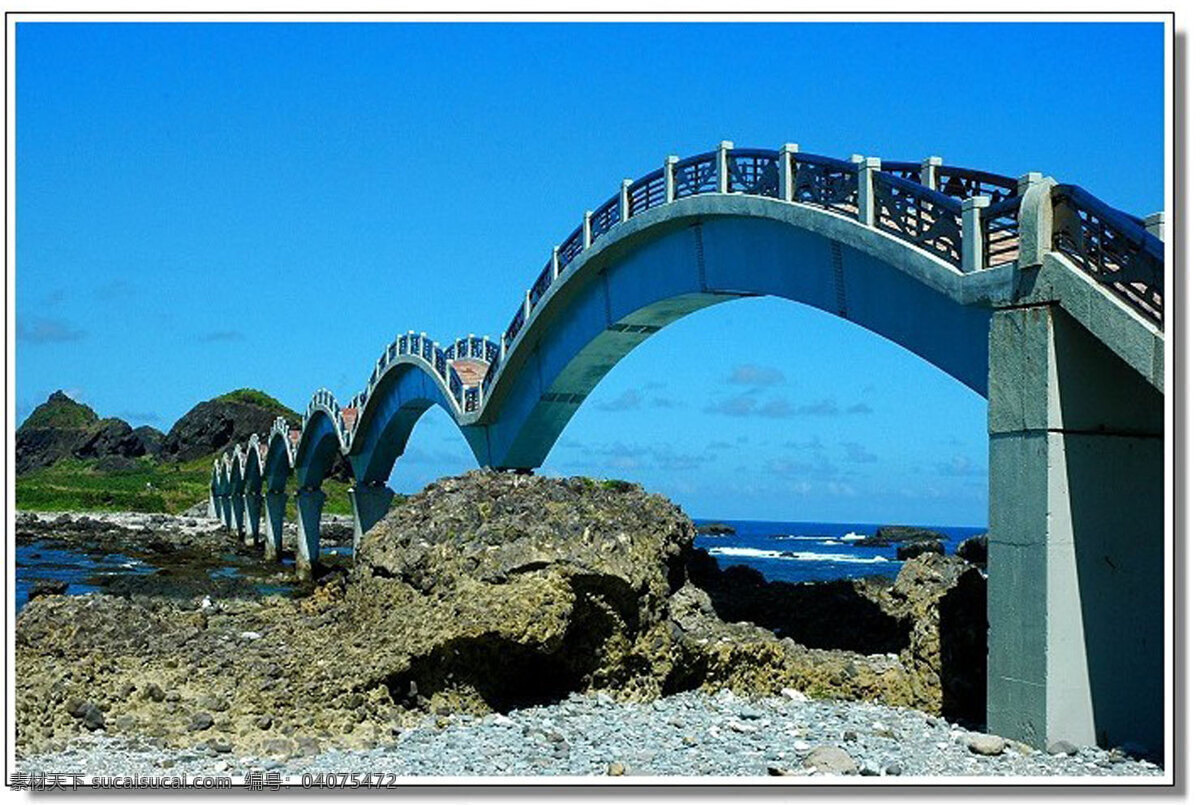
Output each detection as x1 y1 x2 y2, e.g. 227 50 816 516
244 492 263 547
295 487 327 581
348 483 394 554
219 495 234 531
263 491 287 562
207 489 218 520
987 305 1164 758
231 494 246 539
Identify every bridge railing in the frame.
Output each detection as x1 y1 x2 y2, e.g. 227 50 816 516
1050 184 1164 325
872 171 963 267
788 153 859 217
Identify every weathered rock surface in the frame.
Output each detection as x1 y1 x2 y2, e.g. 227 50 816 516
896 539 945 561
15 471 987 758
161 400 294 463
956 534 988 566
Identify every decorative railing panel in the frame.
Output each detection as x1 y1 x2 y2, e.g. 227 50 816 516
591 193 622 240
448 368 462 401
464 386 479 412
1051 185 1164 324
628 167 666 214
937 165 1018 203
727 149 779 197
790 154 858 217
504 305 526 344
873 172 963 267
980 195 1021 267
674 152 718 198
558 224 585 268
530 261 555 309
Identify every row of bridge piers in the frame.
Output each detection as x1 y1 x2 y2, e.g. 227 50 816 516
206 483 395 580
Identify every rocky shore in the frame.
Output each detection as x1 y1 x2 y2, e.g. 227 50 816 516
13 471 1160 779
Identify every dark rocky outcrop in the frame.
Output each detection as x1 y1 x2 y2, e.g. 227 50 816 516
956 534 988 566
17 392 168 473
16 392 99 473
861 526 948 548
897 539 946 561
695 522 736 535
160 396 299 463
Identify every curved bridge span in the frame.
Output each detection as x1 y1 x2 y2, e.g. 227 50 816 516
208 142 1166 758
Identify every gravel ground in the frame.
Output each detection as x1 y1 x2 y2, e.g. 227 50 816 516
17 689 1163 782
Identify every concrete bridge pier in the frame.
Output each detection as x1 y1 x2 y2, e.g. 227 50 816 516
244 492 263 547
348 483 395 554
219 495 234 531
263 491 287 562
987 305 1164 759
231 494 246 539
207 490 218 520
295 487 327 581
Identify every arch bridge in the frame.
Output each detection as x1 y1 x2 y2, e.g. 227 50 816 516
207 141 1166 758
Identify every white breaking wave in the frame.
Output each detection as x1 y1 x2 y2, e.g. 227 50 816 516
708 546 892 564
841 532 867 541
819 540 840 546
770 535 833 542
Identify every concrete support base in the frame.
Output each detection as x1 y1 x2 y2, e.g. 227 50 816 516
295 488 327 581
244 493 263 547
207 492 218 520
263 491 287 562
231 493 246 539
349 484 395 554
219 495 233 531
987 305 1164 759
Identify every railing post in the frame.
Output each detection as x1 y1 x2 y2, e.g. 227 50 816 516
523 290 532 321
1017 175 1057 269
778 142 798 202
961 195 990 273
920 156 942 190
856 157 880 227
1143 212 1166 241
664 155 678 203
1017 171 1044 197
716 140 733 193
500 336 507 360
551 246 561 280
582 210 593 249
620 178 632 221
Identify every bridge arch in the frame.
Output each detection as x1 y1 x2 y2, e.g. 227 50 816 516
466 195 998 470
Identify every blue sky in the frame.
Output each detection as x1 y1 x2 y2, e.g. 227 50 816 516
15 21 1165 525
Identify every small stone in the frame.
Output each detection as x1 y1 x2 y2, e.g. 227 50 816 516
240 631 262 641
793 740 810 753
729 720 757 734
767 766 798 776
607 762 626 776
1047 739 1078 756
885 763 902 776
296 737 320 756
208 738 233 754
802 746 858 775
682 735 697 746
842 730 858 742
780 687 808 703
188 712 215 731
736 707 762 720
145 683 166 703
77 702 106 731
213 760 229 773
165 690 181 703
256 715 273 730
966 732 1006 756
595 692 615 706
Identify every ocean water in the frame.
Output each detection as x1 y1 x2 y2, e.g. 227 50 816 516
693 519 985 584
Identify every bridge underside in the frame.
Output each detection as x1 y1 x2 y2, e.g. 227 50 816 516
474 215 992 470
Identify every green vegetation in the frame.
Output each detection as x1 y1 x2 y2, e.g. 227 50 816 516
19 393 98 431
212 389 300 422
15 454 356 516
